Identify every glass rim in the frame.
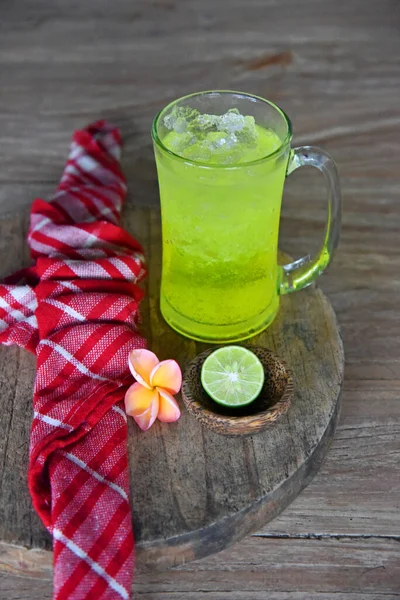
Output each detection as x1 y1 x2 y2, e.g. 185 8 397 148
151 90 293 169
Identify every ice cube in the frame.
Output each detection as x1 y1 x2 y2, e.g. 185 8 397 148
163 112 176 130
217 111 245 133
225 132 238 148
213 137 227 148
187 113 219 134
197 131 244 164
181 141 212 162
163 106 200 130
173 117 188 133
236 115 258 146
164 112 187 132
206 131 229 149
167 131 197 153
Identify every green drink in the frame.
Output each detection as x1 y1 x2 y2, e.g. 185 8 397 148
152 92 341 343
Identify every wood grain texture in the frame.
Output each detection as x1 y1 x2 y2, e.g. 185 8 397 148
1 536 400 599
0 206 343 574
1 0 400 597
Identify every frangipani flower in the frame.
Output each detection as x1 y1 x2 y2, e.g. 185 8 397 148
124 349 182 431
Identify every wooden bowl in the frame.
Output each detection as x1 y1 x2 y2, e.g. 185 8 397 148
181 346 294 436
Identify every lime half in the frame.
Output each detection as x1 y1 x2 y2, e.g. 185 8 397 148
201 346 265 408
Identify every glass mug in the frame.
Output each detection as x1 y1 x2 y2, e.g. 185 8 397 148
152 91 341 343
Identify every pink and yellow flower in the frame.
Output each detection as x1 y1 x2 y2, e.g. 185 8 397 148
124 349 182 431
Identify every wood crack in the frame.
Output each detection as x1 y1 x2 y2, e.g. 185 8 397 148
253 533 400 541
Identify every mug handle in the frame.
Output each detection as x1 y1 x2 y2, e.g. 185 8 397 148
280 146 342 294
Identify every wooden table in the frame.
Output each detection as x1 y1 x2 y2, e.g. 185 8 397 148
0 0 399 598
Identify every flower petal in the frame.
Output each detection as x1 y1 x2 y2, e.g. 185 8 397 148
133 397 159 431
125 382 158 417
150 360 182 394
128 349 159 389
157 388 181 423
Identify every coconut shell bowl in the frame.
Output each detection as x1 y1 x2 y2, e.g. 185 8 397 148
181 346 294 436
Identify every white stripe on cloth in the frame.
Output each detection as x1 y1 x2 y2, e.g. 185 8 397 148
59 280 82 292
53 528 129 600
77 155 99 172
68 143 81 160
0 318 9 332
30 216 52 234
43 299 87 322
63 259 111 279
109 258 138 281
40 261 66 281
82 230 105 250
102 132 121 160
33 411 73 432
68 149 82 161
26 315 38 328
63 452 128 502
39 340 110 383
112 404 128 422
63 164 81 178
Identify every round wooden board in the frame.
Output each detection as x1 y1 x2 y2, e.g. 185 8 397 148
0 206 344 579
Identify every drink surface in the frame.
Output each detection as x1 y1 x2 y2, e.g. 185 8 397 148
156 107 288 341
162 108 281 164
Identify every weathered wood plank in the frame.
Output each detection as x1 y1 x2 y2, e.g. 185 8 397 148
260 372 400 537
1 536 399 599
138 536 400 597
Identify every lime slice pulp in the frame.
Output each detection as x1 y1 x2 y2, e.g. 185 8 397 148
200 346 265 408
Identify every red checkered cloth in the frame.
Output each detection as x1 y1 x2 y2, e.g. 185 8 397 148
0 121 146 600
